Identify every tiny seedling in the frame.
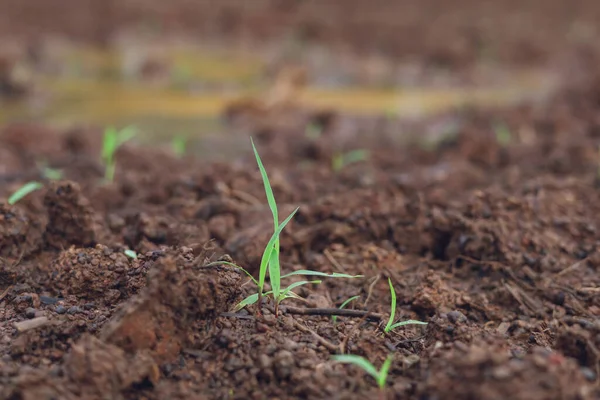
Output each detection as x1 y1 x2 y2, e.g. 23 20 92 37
102 125 137 182
332 354 393 391
384 278 427 333
214 138 362 316
37 161 63 181
43 167 63 181
124 249 138 259
332 149 369 171
305 123 322 140
493 122 512 147
332 295 360 324
172 136 187 157
8 181 43 205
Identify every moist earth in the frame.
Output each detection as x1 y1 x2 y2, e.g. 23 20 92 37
1 1 600 400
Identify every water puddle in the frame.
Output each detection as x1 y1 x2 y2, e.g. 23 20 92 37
0 46 559 145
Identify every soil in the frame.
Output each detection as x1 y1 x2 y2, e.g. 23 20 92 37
2 1 600 400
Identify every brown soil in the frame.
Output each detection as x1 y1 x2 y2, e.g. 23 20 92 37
2 1 600 400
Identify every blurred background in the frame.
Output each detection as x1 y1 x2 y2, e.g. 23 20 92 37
0 0 598 154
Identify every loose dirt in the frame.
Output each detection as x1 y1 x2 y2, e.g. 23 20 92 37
1 1 600 399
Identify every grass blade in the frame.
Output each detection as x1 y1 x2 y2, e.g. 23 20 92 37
281 270 363 279
388 320 428 330
269 247 281 300
8 182 43 205
250 137 278 231
102 127 117 161
280 280 321 299
385 278 397 332
257 207 299 294
116 125 137 146
377 355 393 389
233 293 260 311
333 295 360 324
204 261 258 286
332 355 379 381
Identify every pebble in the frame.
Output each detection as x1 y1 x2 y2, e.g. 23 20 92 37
67 306 81 315
581 367 597 382
39 296 60 305
55 305 66 314
447 310 467 324
83 303 95 310
25 308 36 319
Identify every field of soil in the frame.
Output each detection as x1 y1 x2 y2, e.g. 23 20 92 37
2 1 600 399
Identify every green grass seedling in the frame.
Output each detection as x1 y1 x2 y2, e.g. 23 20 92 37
43 167 63 181
8 182 43 205
332 149 369 171
385 278 427 333
213 138 363 316
493 122 512 147
124 249 138 259
332 354 393 392
172 136 187 157
102 125 137 182
332 295 360 324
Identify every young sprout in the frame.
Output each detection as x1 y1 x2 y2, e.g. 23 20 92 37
172 136 187 158
213 138 362 316
124 249 138 259
332 295 360 324
305 123 322 140
102 125 137 182
8 181 43 205
332 149 369 171
385 278 427 333
43 167 63 181
332 354 393 391
493 122 512 147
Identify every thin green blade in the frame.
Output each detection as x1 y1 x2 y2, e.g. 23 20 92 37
377 355 393 389
257 207 299 293
116 125 137 146
8 182 43 205
333 295 360 324
281 270 363 279
204 261 258 286
280 280 321 299
332 355 379 381
268 247 281 300
385 278 397 332
102 127 118 161
388 320 428 331
250 137 278 231
233 293 260 311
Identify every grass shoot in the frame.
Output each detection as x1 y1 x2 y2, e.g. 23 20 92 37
8 182 43 205
124 249 138 259
332 149 369 171
172 136 187 157
332 295 360 324
493 121 512 147
332 354 393 391
102 125 137 182
216 138 363 316
384 278 427 333
43 167 63 181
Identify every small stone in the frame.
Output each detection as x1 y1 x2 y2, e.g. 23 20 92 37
67 306 81 315
492 365 513 379
55 305 66 314
447 310 467 324
25 308 36 318
581 367 596 382
258 354 272 369
83 303 95 310
39 296 59 305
